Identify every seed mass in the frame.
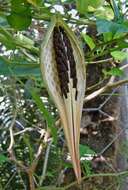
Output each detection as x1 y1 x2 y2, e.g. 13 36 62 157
53 26 77 99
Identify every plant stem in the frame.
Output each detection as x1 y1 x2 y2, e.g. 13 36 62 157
28 171 35 190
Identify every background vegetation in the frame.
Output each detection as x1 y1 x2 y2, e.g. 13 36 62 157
0 0 128 190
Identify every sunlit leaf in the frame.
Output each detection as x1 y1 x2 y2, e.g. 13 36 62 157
95 6 114 20
76 0 104 14
103 67 124 77
103 32 113 42
82 33 95 50
111 51 128 61
79 144 95 157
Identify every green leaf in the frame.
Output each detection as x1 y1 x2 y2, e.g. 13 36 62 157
30 89 57 143
103 32 113 42
96 19 128 34
118 41 128 49
7 13 32 30
79 144 95 157
82 33 95 50
7 0 32 30
94 5 114 20
11 0 30 13
103 67 124 77
0 154 8 164
111 51 128 61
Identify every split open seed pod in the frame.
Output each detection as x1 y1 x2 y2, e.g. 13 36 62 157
40 16 86 183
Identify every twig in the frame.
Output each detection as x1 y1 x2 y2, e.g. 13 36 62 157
26 129 50 189
14 127 40 136
8 126 15 152
39 140 53 186
9 153 27 172
85 58 113 64
7 111 17 152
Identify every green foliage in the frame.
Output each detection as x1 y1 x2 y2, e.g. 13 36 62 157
79 144 96 156
0 56 40 76
103 67 124 77
79 144 95 176
111 51 128 61
0 154 8 165
96 19 128 34
31 89 57 143
82 160 93 176
82 33 96 50
76 0 104 14
26 0 42 7
7 0 32 30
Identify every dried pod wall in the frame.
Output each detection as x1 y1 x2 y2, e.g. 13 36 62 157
40 17 86 183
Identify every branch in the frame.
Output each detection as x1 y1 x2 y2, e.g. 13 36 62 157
8 111 17 152
85 58 113 64
27 171 35 190
85 78 128 102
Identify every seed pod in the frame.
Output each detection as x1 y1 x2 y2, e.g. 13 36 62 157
40 16 86 183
